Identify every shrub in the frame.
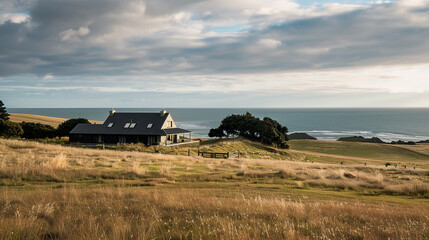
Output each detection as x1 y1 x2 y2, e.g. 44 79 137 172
20 122 56 139
0 119 23 137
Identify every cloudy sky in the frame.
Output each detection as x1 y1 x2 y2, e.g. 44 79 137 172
1 0 429 108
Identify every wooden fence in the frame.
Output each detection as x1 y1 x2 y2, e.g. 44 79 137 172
197 150 240 159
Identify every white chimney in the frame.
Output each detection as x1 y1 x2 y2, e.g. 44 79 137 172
109 108 116 116
160 109 167 116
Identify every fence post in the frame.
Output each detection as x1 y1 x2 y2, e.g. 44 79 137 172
188 149 190 156
238 150 240 158
227 152 229 159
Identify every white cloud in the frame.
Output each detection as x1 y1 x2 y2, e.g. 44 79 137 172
297 47 330 55
59 26 90 42
0 13 29 24
258 39 281 48
397 0 429 8
42 73 54 80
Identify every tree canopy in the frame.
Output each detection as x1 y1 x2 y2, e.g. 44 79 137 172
0 100 10 121
208 112 289 148
57 118 90 137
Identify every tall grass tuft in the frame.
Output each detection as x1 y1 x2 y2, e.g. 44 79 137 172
130 161 146 176
43 153 69 169
279 165 296 178
159 164 173 176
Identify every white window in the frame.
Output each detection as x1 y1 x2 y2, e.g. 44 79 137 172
107 123 114 128
129 123 136 128
147 123 153 128
124 123 130 128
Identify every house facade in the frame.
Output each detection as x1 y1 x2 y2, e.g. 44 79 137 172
69 109 191 146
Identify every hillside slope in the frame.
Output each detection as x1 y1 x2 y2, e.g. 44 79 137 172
9 113 103 127
289 139 429 168
0 138 428 239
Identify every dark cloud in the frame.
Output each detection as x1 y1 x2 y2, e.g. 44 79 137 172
0 0 429 78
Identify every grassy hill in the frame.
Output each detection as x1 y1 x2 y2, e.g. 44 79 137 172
109 138 429 169
9 113 103 127
0 138 428 239
289 139 429 168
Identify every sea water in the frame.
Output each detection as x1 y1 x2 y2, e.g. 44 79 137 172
8 108 429 142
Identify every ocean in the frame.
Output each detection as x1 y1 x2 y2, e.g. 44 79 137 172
8 108 429 142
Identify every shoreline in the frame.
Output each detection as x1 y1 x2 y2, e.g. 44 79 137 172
8 112 429 142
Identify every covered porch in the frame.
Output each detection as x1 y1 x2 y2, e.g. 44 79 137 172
163 128 195 146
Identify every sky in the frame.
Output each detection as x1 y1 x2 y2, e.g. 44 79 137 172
1 0 429 108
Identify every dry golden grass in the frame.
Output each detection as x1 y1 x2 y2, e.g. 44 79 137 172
9 113 103 127
0 139 427 196
1 188 428 240
384 183 429 196
0 138 429 239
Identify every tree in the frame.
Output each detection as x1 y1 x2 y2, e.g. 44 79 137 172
259 117 289 148
20 122 56 139
209 113 289 148
0 100 10 121
208 127 225 138
57 118 90 137
0 119 23 137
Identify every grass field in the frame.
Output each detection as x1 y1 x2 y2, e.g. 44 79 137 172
289 140 429 168
9 113 103 127
0 138 428 239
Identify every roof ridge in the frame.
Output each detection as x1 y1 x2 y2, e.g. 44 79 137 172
113 112 160 114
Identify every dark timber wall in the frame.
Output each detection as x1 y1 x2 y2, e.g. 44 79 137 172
70 134 160 145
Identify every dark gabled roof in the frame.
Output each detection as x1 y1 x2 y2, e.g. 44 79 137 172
163 128 190 135
70 112 179 136
69 124 106 134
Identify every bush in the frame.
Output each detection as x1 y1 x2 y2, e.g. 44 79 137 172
57 118 90 137
20 122 56 139
0 119 23 137
390 140 416 145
